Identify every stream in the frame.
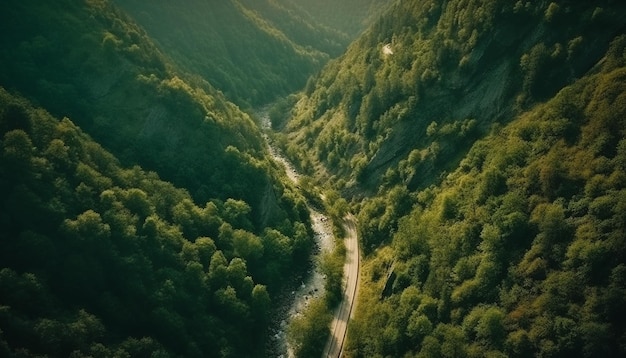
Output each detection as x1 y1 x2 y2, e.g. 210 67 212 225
256 108 335 357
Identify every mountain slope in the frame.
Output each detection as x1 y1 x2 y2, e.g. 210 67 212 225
0 0 300 226
286 0 391 38
0 87 313 357
278 0 626 356
347 37 626 357
114 0 330 107
282 0 626 195
0 0 316 356
236 0 349 57
114 0 394 108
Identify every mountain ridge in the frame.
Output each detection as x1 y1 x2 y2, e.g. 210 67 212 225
0 0 286 215
114 0 391 108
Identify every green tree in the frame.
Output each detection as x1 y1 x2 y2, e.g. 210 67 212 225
287 298 332 358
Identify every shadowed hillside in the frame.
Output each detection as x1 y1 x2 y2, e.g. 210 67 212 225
0 0 317 356
114 0 393 108
0 0 303 223
2 0 625 356
115 0 327 107
0 86 316 357
287 0 390 38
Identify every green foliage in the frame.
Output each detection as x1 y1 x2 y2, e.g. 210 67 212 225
268 95 299 130
287 298 332 358
0 88 314 356
343 28 626 358
287 0 390 38
115 0 369 107
2 0 625 357
285 202 349 358
320 241 346 308
281 0 625 198
0 0 306 221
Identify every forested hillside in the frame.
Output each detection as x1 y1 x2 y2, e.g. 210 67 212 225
0 0 300 223
0 88 312 357
114 0 326 107
115 0 393 108
278 0 626 356
2 0 626 356
347 39 626 357
0 0 316 356
283 1 625 193
287 0 391 38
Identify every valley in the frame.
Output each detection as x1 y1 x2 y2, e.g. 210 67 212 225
1 1 626 357
258 107 335 357
259 106 360 357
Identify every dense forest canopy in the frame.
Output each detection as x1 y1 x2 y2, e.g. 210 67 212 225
282 0 626 193
347 39 626 357
0 88 314 357
0 0 317 356
0 0 301 217
277 0 626 357
283 0 390 38
1 0 626 356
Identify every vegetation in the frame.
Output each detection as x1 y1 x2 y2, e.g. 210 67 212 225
0 0 317 356
114 0 326 108
2 0 626 356
287 219 346 358
0 0 305 223
280 176 347 357
115 0 392 108
277 1 626 357
287 0 391 38
287 297 332 358
281 0 626 195
0 87 316 356
345 37 626 356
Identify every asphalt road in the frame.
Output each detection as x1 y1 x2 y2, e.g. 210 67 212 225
322 214 360 358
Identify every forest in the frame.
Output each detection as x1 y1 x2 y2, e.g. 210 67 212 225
279 0 626 357
0 88 314 356
114 0 388 108
1 0 626 357
345 40 626 357
0 0 321 356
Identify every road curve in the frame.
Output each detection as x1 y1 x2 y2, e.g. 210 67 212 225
322 213 360 358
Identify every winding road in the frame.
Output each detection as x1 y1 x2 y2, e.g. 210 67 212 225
322 214 360 358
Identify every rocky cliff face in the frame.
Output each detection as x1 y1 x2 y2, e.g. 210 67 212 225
282 1 626 194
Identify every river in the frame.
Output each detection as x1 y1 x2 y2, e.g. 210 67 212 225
256 107 335 357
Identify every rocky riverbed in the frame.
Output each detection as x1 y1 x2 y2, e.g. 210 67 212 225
256 107 335 357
